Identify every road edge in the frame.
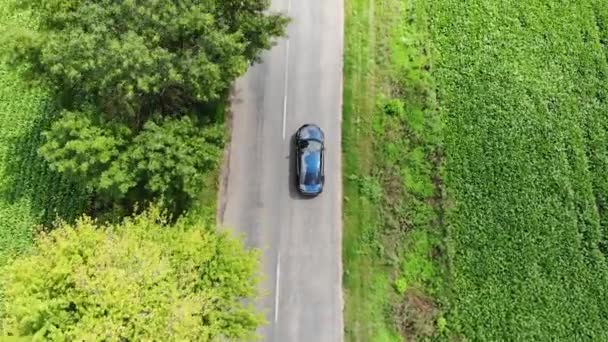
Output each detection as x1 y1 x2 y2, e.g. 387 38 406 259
216 87 236 225
337 0 346 339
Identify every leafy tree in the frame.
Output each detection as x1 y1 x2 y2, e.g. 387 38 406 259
41 115 225 212
3 0 287 214
0 207 263 340
38 109 131 186
99 117 225 211
6 0 288 122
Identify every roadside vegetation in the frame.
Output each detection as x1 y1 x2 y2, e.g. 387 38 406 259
1 207 261 340
0 0 286 338
344 0 608 340
343 0 445 340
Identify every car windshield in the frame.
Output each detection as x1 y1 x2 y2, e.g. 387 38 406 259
300 140 322 152
300 140 322 186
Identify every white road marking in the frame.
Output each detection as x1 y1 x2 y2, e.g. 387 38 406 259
282 39 290 140
274 252 281 323
277 0 290 324
282 0 292 140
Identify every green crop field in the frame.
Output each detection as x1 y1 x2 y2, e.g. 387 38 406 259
436 0 608 339
344 0 608 340
0 4 90 265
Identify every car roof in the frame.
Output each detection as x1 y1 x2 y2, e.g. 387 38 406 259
298 124 324 142
300 149 322 185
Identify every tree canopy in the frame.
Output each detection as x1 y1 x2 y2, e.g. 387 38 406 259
8 0 288 121
2 0 288 213
0 2 280 338
40 113 225 211
0 207 263 340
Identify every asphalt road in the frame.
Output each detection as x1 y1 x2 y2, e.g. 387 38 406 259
219 0 344 341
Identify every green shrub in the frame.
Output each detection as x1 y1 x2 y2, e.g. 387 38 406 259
394 277 408 295
0 206 263 340
402 107 425 137
382 98 405 117
436 316 448 335
359 175 383 202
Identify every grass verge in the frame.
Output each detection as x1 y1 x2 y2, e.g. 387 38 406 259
344 0 608 340
342 0 446 340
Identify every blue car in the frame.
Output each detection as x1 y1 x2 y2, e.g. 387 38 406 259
295 124 325 196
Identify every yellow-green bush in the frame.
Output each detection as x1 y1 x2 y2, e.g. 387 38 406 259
1 207 262 341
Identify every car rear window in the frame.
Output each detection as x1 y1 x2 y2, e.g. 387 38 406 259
300 149 321 185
